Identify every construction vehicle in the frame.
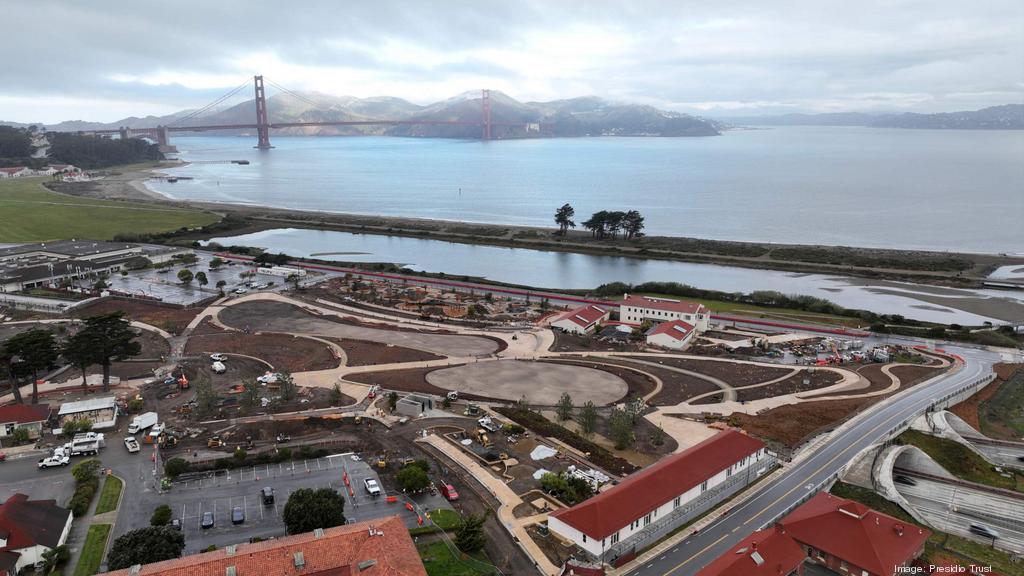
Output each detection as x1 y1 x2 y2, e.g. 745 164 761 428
128 412 158 434
63 432 105 456
161 434 178 448
475 428 493 448
208 436 225 448
477 416 499 433
376 454 387 469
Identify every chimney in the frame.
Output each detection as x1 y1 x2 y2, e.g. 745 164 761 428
225 545 236 556
894 524 904 537
357 560 378 571
129 566 141 576
293 551 305 568
314 528 324 539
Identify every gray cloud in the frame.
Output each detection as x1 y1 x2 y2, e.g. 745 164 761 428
3 0 1021 122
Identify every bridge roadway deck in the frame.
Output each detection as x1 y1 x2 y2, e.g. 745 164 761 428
627 345 997 576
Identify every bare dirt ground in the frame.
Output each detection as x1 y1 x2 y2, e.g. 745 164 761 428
587 358 720 405
549 331 642 353
219 300 498 357
426 360 629 406
346 365 501 402
185 331 339 373
323 337 444 366
733 369 842 403
73 298 203 335
949 363 1021 431
540 358 659 401
632 356 793 386
703 330 752 342
729 362 948 452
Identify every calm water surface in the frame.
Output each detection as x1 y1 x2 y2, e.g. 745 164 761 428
150 127 1024 253
205 227 1024 325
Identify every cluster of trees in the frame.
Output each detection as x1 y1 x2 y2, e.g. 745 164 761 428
0 312 140 404
48 132 163 169
69 459 101 517
107 526 185 570
557 391 654 450
554 204 646 240
0 125 35 166
396 460 432 493
539 471 593 505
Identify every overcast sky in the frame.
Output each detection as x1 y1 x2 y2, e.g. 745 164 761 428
4 0 1023 123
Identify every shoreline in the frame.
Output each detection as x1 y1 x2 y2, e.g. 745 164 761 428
65 163 1024 292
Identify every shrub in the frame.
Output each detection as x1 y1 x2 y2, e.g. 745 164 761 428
150 504 172 526
164 458 191 479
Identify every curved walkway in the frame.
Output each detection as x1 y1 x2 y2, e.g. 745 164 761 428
616 356 739 402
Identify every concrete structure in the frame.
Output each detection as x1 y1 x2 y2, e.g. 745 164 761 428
619 294 709 331
696 525 805 576
0 404 50 441
645 319 696 350
0 240 192 292
105 515 426 576
548 430 769 562
257 265 307 278
550 304 610 335
57 396 117 430
396 393 433 417
0 494 73 576
780 492 930 576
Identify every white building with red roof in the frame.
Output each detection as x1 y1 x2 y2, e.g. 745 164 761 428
0 494 72 576
779 492 930 576
619 294 709 331
0 404 50 441
548 430 770 563
645 319 696 350
550 304 610 335
0 167 32 179
695 525 806 576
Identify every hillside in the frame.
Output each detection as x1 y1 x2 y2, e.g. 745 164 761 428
4 91 722 139
723 104 1024 129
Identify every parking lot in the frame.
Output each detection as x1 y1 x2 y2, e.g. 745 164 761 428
156 454 454 553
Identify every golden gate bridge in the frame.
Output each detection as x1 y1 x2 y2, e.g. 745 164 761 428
74 75 540 151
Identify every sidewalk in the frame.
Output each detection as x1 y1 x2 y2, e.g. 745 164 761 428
420 434 559 575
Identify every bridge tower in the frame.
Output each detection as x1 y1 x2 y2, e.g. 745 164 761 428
481 89 492 140
254 75 272 149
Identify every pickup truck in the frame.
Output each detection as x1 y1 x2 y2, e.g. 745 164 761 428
124 436 140 453
364 478 382 497
38 451 70 469
477 416 499 433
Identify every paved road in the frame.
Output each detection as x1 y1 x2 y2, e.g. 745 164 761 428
896 477 1024 554
628 344 1002 576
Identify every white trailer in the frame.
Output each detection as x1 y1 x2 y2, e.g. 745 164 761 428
127 412 158 434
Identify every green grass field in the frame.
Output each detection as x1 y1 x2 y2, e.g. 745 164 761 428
979 369 1024 441
0 177 218 242
417 541 496 576
94 475 123 515
899 431 1022 491
73 523 111 576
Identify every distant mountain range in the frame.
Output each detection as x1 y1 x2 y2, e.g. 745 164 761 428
2 91 723 139
722 104 1024 129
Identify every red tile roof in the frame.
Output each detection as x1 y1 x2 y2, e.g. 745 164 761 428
646 320 695 341
0 167 28 175
695 526 805 576
0 493 71 552
553 305 608 329
0 404 50 425
781 492 930 575
550 430 765 540
104 516 425 576
621 295 706 315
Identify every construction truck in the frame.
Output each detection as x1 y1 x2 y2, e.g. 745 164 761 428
475 428 493 448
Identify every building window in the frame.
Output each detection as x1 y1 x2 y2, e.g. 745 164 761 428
674 496 681 508
582 534 587 543
727 467 733 478
700 480 708 492
610 532 619 544
839 560 848 571
644 513 652 526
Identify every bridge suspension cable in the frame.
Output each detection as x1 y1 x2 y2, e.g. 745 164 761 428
167 80 251 127
265 78 323 110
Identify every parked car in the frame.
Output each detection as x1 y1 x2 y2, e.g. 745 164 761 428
439 483 459 501
171 518 181 531
893 475 917 487
233 288 247 295
364 478 381 497
261 487 275 505
211 361 227 374
969 524 999 539
210 353 227 362
231 506 245 524
201 511 214 529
